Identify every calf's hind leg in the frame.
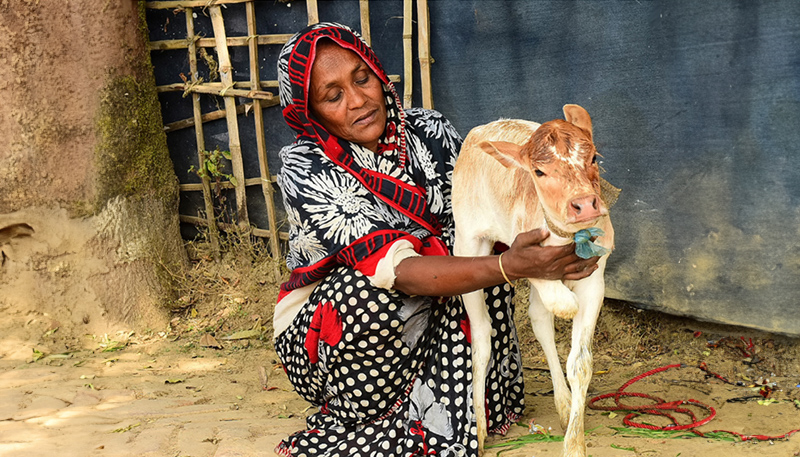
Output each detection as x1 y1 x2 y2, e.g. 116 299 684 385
453 236 494 455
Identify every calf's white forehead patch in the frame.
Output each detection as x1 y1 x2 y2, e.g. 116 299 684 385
553 145 585 168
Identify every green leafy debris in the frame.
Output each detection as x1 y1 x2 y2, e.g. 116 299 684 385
111 423 141 433
31 348 45 362
609 426 737 442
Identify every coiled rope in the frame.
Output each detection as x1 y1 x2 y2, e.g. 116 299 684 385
587 363 800 441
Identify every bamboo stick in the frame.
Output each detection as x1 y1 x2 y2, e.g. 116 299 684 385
416 0 433 109
164 101 277 133
186 7 221 256
146 0 250 9
180 175 276 192
156 82 274 100
402 0 413 108
158 76 397 95
306 0 319 25
209 5 250 232
247 1 282 269
359 0 372 46
251 227 288 241
149 34 293 51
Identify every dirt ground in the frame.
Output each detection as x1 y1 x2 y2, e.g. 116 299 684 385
2 232 800 457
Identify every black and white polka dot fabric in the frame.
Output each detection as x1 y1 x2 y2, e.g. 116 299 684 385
274 266 524 456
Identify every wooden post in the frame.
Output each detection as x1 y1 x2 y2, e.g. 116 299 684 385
209 5 250 232
186 7 221 257
359 0 372 46
416 0 434 109
246 0 282 273
403 0 413 108
306 0 319 25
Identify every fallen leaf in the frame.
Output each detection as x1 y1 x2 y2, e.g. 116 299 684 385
199 333 223 349
165 378 185 384
46 353 73 360
221 329 261 340
32 348 45 362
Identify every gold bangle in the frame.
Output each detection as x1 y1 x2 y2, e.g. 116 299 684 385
498 252 515 287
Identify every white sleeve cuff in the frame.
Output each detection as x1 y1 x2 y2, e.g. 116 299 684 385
368 239 421 290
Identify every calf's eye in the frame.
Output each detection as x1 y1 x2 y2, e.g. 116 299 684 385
534 169 545 177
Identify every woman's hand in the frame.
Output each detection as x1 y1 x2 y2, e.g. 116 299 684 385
501 228 599 282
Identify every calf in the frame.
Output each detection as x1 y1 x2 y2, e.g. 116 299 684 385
452 105 614 457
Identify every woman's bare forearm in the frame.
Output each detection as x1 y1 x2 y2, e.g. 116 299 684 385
392 255 505 297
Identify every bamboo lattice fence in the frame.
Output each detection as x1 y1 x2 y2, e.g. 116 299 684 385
145 0 434 260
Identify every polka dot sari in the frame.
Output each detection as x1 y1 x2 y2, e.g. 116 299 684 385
275 269 523 457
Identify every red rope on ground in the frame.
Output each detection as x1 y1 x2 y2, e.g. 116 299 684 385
588 363 800 441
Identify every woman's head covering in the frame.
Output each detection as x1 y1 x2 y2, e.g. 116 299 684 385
277 22 408 166
275 23 450 296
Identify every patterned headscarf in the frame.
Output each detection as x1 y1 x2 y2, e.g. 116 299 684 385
278 22 408 166
276 23 448 295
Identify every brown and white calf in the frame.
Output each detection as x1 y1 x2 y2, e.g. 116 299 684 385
452 105 614 457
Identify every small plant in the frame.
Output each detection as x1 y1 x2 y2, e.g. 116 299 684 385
189 146 238 223
190 146 238 190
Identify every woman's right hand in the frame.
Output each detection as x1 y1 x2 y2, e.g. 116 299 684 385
501 229 599 281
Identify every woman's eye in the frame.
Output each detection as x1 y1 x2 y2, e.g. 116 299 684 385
534 169 545 177
356 75 369 85
327 92 342 103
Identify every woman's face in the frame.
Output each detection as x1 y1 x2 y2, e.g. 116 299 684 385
308 41 387 153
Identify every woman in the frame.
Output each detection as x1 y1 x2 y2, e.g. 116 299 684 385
273 23 598 457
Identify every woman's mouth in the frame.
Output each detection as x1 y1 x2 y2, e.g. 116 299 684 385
353 109 377 126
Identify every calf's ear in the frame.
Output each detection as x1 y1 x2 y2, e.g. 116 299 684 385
479 141 524 169
563 104 593 139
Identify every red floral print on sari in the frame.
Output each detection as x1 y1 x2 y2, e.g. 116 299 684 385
304 301 343 364
460 316 472 344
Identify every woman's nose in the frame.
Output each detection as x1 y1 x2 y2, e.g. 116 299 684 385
346 87 367 109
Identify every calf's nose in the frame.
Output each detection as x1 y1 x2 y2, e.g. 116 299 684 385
568 195 601 222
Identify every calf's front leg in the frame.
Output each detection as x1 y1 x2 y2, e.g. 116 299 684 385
562 269 606 457
528 284 572 430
